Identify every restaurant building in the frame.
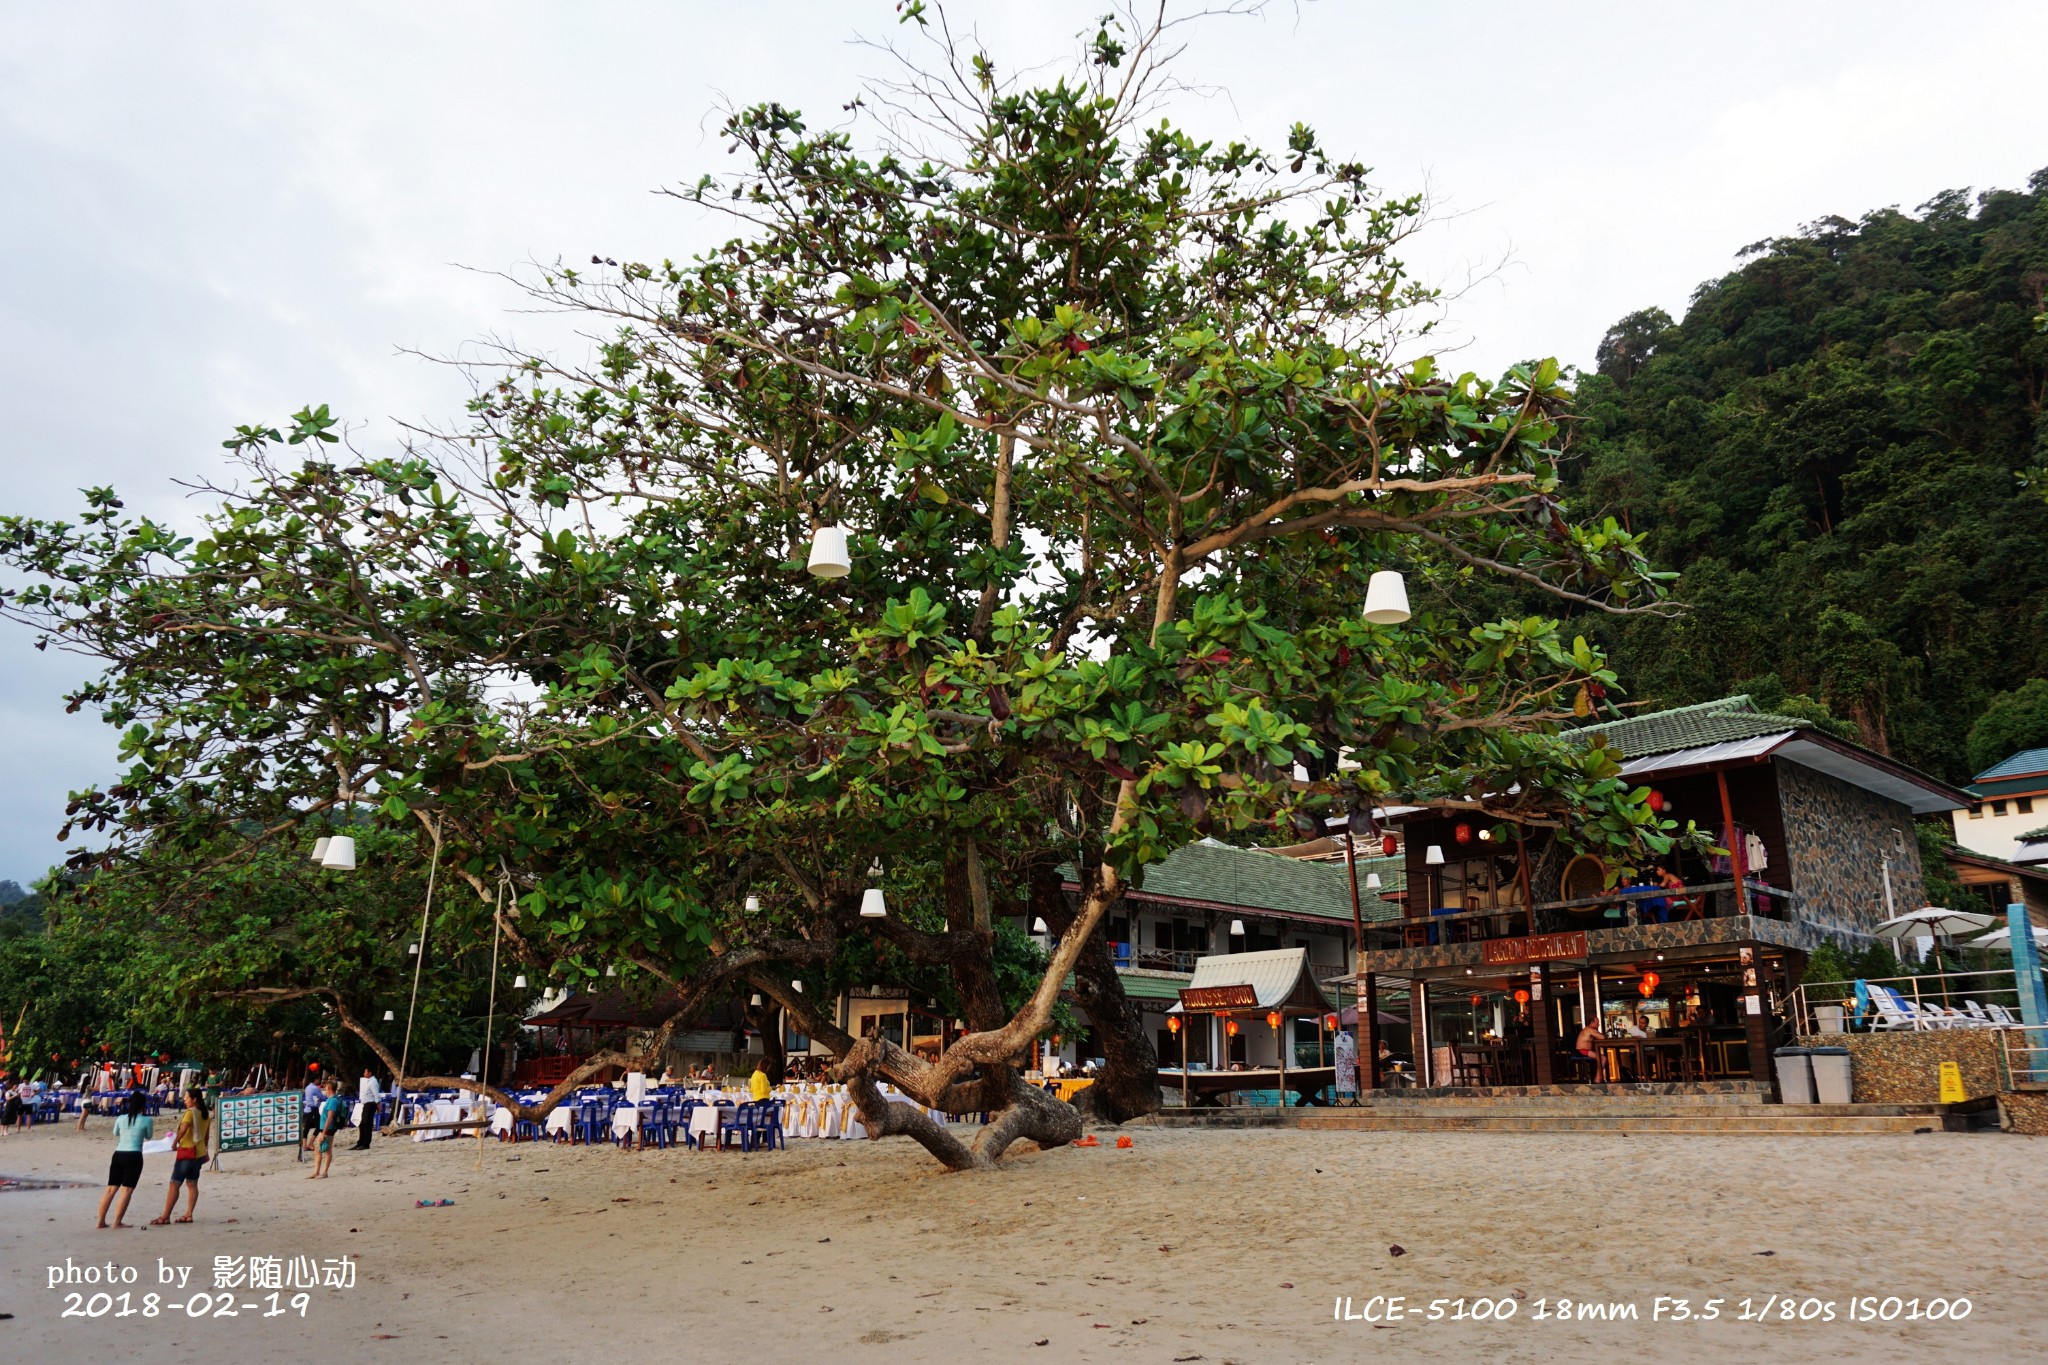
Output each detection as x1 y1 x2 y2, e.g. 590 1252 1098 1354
1350 696 1970 1092
1051 837 1405 1072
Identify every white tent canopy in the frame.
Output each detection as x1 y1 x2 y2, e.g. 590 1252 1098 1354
1167 948 1334 1015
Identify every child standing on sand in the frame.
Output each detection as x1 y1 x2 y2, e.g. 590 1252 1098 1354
309 1079 347 1179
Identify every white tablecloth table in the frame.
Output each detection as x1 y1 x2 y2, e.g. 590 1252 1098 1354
411 1099 468 1141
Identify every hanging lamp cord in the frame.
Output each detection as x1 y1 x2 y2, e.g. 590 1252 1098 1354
476 871 506 1166
398 824 443 1093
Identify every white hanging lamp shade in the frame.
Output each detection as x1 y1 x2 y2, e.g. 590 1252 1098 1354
319 835 356 870
310 836 331 863
513 975 527 989
1425 844 1445 865
860 887 888 918
408 942 420 956
750 993 763 1006
383 1009 395 1022
1230 919 1246 936
791 979 804 993
1031 917 1048 933
1365 872 1382 890
744 895 761 913
806 525 852 578
1362 569 1412 625
605 964 617 977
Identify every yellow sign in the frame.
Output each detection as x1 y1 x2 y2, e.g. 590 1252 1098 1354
1938 1061 1966 1105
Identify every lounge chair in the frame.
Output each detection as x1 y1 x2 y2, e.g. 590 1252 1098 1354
1985 1003 2021 1027
1867 987 1923 1031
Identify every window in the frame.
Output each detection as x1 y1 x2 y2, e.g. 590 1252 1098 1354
1992 801 2007 816
2021 797 2036 815
1437 855 1525 910
1968 804 1983 819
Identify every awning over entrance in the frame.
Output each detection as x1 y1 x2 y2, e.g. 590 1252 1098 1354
1169 948 1333 1015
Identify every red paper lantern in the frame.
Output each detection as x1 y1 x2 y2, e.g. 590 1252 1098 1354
1381 834 1398 857
1647 790 1666 813
1266 1010 1283 1031
1639 971 1660 998
307 1062 319 1072
1454 822 1473 844
1323 1013 1339 1031
1225 1019 1239 1038
1470 994 1482 1007
1166 1015 1182 1035
1514 989 1530 1004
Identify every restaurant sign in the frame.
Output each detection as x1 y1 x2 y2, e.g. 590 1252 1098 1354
1179 984 1260 1011
1480 931 1588 967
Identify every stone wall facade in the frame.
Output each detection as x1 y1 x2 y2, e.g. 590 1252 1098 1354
1997 1090 2048 1136
1776 759 1925 939
1792 1028 2005 1103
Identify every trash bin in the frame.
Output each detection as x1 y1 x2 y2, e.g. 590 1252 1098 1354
1773 1046 1815 1104
1808 1046 1852 1104
1814 1005 1845 1035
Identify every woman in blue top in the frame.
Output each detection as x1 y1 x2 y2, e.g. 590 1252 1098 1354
95 1092 152 1229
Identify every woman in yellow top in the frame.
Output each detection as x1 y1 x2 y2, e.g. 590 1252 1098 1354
151 1091 210 1225
749 1063 771 1102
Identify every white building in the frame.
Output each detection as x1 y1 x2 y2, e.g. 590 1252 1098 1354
1952 747 2048 862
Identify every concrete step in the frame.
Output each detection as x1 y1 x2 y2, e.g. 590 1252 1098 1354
1286 1110 1967 1135
1354 1091 1771 1111
1343 1101 1944 1118
1133 1109 1285 1129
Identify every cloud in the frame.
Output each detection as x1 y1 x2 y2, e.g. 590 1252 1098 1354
1 0 2042 879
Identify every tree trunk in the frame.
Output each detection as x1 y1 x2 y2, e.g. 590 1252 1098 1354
743 998 787 1084
1031 864 1159 1124
839 1037 1081 1171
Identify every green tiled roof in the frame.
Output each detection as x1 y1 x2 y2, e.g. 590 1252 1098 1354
1115 970 1193 1001
1124 839 1405 924
1976 748 2048 782
1568 695 1809 760
2019 826 2048 843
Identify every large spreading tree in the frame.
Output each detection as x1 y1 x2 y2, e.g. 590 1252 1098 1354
0 5 1684 1170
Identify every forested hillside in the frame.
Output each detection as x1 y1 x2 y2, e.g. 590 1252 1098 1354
1557 171 2048 784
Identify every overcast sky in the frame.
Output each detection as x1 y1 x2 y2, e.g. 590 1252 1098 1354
2 1 2042 885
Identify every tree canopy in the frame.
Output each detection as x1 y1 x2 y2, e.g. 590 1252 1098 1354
1557 172 2048 779
0 6 1689 1168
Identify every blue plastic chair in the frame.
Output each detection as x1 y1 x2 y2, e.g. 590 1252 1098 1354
679 1100 702 1149
756 1100 785 1151
720 1102 754 1151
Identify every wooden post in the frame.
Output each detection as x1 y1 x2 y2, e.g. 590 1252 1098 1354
1515 828 1536 934
1739 942 1772 1089
1413 979 1433 1088
1342 829 1368 976
1577 966 1602 1081
1361 971 1381 1093
1276 1013 1287 1107
1717 769 1750 917
1530 965 1555 1085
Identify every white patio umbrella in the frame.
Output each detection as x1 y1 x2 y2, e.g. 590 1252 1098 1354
1875 907 1998 1004
1967 923 2048 949
1873 907 1998 940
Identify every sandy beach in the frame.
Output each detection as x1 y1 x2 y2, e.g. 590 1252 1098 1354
1 1120 2038 1363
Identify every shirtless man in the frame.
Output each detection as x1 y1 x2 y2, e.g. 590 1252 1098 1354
1574 1019 1605 1079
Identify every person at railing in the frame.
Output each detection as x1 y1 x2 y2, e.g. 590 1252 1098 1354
1656 866 1698 921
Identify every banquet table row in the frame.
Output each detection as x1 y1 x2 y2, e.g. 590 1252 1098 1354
401 1082 971 1145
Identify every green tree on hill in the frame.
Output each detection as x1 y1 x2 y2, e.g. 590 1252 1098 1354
1561 173 2048 781
1967 677 2048 775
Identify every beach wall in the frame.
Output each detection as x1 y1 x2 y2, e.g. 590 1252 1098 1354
1997 1090 2048 1135
1792 1028 2004 1103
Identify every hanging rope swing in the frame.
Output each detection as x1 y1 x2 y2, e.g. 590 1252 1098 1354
397 821 443 1092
